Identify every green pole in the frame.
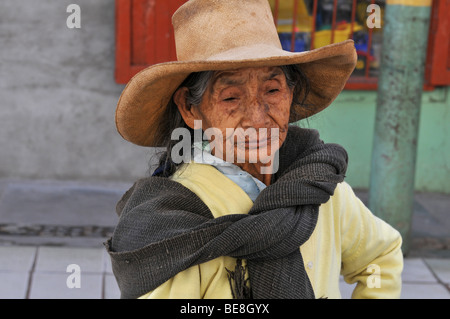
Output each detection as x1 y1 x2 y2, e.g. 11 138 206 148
368 0 432 255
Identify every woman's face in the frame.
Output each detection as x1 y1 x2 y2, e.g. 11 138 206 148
175 66 294 176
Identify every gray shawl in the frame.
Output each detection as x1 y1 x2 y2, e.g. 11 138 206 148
105 126 348 299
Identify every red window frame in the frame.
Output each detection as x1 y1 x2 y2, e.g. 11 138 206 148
115 0 450 90
425 0 450 87
115 0 185 84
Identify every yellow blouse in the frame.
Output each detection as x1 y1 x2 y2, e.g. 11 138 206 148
140 163 403 299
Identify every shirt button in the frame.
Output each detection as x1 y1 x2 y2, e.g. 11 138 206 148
307 261 314 269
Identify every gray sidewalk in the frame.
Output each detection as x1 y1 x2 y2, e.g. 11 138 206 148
0 245 119 299
0 245 449 299
0 178 449 299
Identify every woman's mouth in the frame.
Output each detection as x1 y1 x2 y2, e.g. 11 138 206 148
244 138 268 149
226 127 279 150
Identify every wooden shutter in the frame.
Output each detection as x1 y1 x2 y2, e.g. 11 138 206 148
425 0 450 87
115 0 187 84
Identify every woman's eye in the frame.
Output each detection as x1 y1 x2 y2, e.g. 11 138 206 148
223 97 237 102
267 89 279 94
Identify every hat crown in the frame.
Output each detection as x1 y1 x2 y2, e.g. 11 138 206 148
172 0 282 62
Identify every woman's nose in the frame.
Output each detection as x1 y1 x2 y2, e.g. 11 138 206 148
241 97 269 128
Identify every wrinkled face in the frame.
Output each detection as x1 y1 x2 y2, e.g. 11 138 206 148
176 66 294 169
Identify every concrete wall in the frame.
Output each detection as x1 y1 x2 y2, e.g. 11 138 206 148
1 0 449 193
0 0 152 183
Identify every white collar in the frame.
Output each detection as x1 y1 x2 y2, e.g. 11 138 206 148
191 144 267 201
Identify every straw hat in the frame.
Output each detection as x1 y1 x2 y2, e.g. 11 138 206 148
115 0 357 147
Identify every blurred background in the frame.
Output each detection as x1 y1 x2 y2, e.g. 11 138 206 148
0 0 448 191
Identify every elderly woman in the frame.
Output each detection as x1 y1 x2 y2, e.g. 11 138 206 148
106 0 403 299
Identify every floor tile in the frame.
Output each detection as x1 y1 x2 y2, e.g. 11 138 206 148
103 249 113 274
339 279 356 299
424 259 450 284
0 271 30 299
401 282 450 299
28 272 103 299
402 258 437 283
35 246 104 273
0 246 37 272
104 274 120 299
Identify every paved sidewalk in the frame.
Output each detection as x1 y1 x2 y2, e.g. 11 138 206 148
0 245 119 299
0 245 449 299
0 178 449 299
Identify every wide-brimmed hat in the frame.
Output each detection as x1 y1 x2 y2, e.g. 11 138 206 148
115 0 357 147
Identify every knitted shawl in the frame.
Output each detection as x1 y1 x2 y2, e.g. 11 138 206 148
105 126 348 299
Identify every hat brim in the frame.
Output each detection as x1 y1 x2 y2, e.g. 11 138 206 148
116 40 357 147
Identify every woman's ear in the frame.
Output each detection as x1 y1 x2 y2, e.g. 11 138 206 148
173 87 196 129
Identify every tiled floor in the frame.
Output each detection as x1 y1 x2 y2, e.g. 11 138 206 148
0 245 448 299
0 245 119 299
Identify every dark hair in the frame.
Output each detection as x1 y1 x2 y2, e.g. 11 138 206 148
152 65 310 177
152 71 214 177
280 65 311 118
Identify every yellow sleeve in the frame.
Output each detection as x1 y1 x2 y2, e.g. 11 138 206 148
339 183 404 299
